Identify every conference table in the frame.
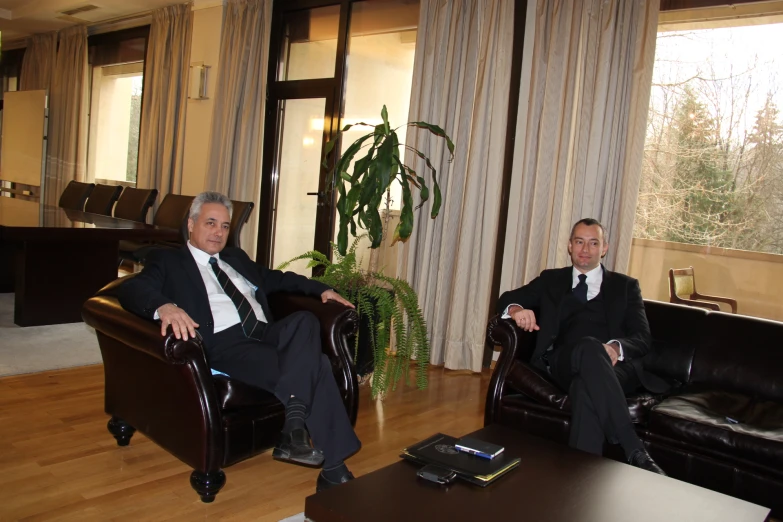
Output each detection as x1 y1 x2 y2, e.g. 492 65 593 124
0 197 180 326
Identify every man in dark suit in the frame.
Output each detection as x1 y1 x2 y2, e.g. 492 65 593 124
119 191 360 491
497 218 665 475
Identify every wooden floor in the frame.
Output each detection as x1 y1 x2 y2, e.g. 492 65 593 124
0 365 490 521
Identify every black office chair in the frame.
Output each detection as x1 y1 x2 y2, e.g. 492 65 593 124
114 187 159 223
227 200 255 249
120 193 194 264
58 181 95 211
84 184 123 216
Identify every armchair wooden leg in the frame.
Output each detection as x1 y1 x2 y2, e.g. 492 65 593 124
107 416 136 446
190 470 226 503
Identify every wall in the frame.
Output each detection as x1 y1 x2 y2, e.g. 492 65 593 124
180 1 224 197
628 238 783 321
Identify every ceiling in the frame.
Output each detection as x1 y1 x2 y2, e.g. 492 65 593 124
0 0 181 44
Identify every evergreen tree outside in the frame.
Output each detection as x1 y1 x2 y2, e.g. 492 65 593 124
126 76 143 184
635 27 783 255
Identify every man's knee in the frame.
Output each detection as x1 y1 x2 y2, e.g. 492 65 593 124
572 337 611 367
290 310 320 330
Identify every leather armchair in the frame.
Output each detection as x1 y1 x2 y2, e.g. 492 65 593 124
82 277 359 503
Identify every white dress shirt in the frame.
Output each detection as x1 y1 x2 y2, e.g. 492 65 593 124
186 242 267 333
154 242 268 333
502 264 624 360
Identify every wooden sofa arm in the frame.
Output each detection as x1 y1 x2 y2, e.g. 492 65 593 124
670 296 721 312
693 292 738 314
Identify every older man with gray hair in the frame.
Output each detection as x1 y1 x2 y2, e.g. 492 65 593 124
119 191 360 491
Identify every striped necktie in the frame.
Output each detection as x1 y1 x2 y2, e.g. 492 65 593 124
208 257 265 340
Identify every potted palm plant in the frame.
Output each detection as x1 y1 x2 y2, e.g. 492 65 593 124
324 105 454 256
277 236 428 399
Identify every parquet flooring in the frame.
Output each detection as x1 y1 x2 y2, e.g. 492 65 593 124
0 365 489 521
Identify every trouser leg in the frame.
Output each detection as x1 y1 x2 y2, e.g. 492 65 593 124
549 337 643 457
207 312 360 463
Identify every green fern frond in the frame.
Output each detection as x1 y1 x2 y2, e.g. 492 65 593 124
277 234 429 399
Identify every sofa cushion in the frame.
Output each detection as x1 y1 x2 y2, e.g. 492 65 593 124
212 376 280 411
649 391 783 470
506 360 660 424
693 312 783 403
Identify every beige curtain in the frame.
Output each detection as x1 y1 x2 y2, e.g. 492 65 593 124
19 32 57 91
502 0 659 290
205 0 272 256
137 4 193 200
398 0 514 371
44 26 89 207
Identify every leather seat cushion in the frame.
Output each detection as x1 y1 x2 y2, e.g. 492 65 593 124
212 376 281 411
649 391 783 469
506 361 660 424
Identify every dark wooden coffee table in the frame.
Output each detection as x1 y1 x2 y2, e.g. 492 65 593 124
305 424 770 522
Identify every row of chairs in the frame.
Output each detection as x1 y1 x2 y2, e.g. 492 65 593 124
58 180 255 260
58 181 158 223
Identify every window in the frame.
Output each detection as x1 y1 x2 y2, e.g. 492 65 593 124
629 12 783 322
87 62 144 185
86 27 148 187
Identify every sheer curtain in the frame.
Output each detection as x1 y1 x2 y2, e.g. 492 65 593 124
398 0 514 371
44 26 89 207
501 0 659 290
19 32 57 91
136 4 193 201
205 0 272 256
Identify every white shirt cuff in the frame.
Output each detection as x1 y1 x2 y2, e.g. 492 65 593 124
608 339 624 361
154 303 176 321
501 304 522 319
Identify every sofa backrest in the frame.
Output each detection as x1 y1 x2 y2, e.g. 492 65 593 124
691 311 783 402
643 300 705 385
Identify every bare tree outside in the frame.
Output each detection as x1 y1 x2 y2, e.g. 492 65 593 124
636 25 783 254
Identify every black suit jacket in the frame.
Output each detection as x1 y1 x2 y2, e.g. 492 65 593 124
118 245 330 349
497 266 668 393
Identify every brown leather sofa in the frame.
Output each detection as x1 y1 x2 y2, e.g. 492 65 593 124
82 278 360 503
485 300 783 516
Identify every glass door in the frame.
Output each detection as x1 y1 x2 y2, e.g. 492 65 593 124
256 2 343 269
270 97 331 274
258 0 420 270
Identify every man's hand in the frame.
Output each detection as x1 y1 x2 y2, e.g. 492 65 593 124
157 303 199 341
509 305 539 332
321 289 355 309
603 343 620 366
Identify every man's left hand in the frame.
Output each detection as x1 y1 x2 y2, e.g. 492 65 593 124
603 343 620 366
321 290 355 309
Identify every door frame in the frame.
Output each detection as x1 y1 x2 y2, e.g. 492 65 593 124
256 0 351 268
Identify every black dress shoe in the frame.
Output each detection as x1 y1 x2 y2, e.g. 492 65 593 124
272 428 324 466
628 449 667 476
316 470 355 492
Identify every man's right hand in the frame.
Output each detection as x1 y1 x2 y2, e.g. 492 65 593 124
157 303 199 341
508 305 540 332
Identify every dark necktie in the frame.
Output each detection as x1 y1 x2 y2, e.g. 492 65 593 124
209 257 264 340
574 273 588 304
